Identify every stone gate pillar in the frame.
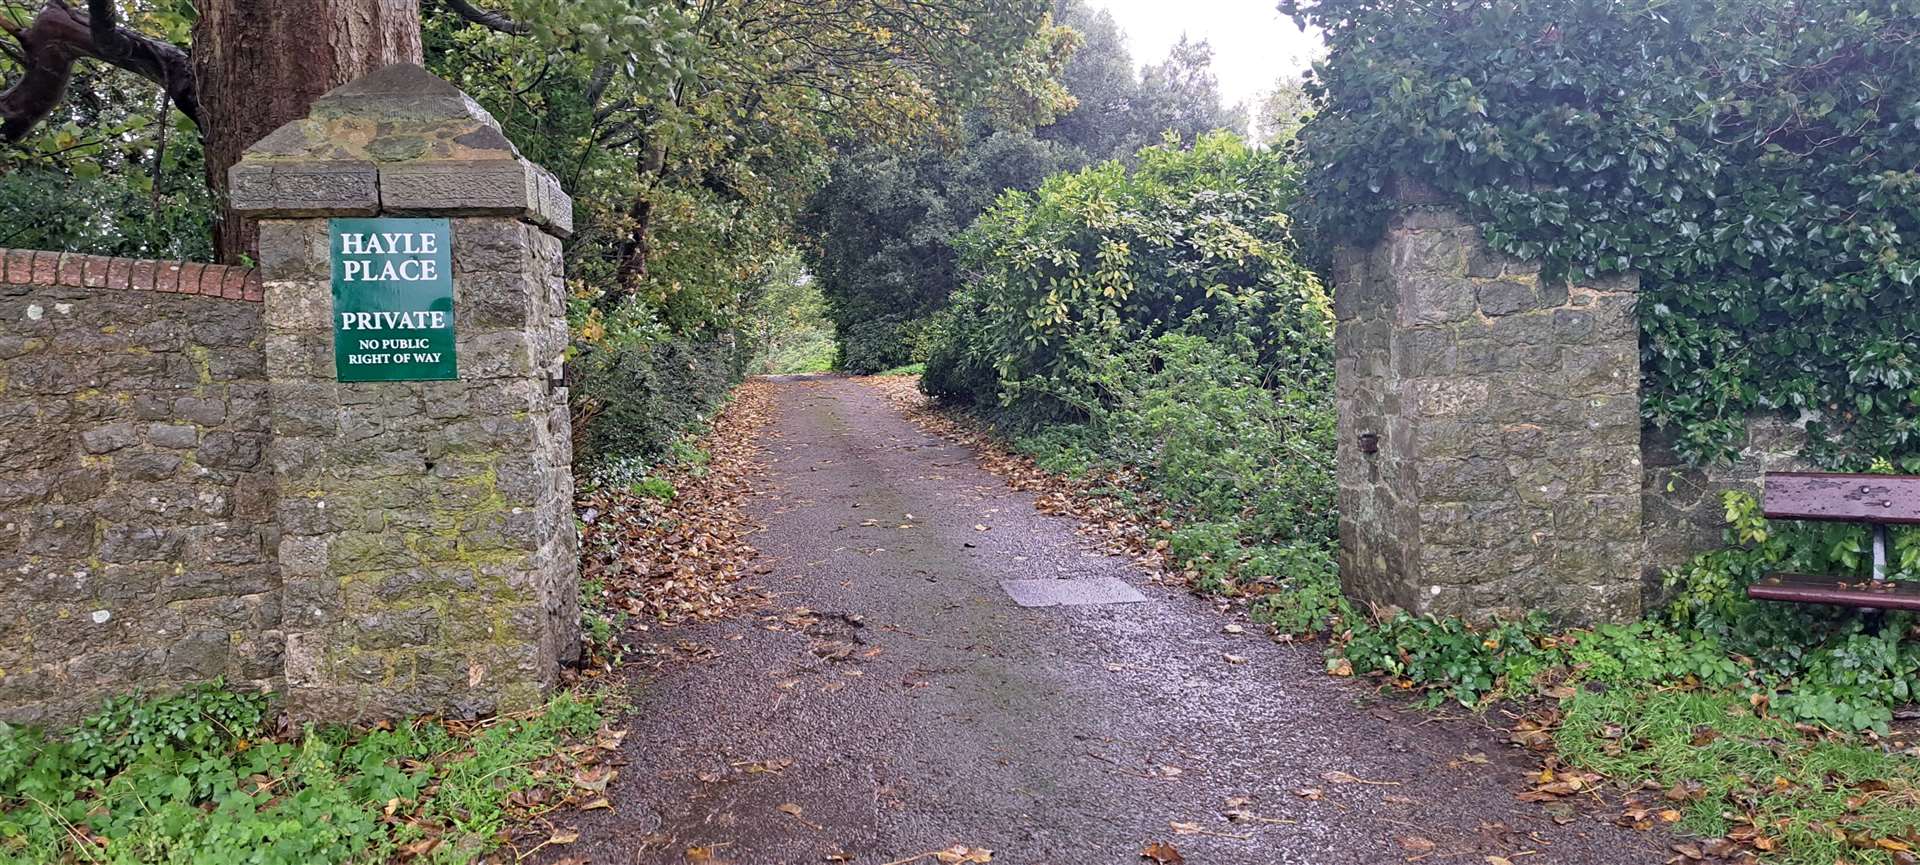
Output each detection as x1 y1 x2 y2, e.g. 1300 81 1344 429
1332 190 1643 625
231 64 579 720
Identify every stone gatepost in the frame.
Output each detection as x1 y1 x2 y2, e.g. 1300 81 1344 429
231 64 579 720
1332 191 1643 625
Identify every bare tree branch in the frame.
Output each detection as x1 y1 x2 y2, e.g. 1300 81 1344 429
84 0 194 120
0 0 196 143
441 0 526 35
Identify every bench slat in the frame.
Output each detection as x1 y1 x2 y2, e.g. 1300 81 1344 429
1762 472 1920 524
1747 574 1920 612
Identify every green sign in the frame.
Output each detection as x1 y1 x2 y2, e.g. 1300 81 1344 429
330 217 457 382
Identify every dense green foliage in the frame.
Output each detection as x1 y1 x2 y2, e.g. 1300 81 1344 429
804 126 1080 372
1012 334 1341 634
571 331 745 463
802 0 1248 373
922 125 1343 634
0 687 603 865
1284 0 1920 467
925 133 1327 422
0 1 210 260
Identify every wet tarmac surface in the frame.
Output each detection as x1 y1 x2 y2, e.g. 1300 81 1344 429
541 376 1669 864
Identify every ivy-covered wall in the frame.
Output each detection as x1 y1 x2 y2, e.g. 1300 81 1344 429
1289 0 1919 471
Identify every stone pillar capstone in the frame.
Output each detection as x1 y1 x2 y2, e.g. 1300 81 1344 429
1332 189 1644 625
231 64 579 720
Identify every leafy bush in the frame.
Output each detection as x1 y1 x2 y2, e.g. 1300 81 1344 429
836 315 925 375
925 132 1330 425
802 5 1250 373
1001 334 1342 633
0 164 213 262
572 333 745 464
0 686 603 865
1284 0 1920 466
1658 491 1920 733
1093 335 1334 544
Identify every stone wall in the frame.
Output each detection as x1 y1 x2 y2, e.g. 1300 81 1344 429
1641 417 1811 587
0 251 276 726
236 64 579 722
0 64 580 728
259 218 578 721
1333 201 1644 625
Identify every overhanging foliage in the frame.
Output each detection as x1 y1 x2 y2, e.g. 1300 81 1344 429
1285 0 1920 467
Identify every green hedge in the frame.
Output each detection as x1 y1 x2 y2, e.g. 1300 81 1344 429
571 335 746 464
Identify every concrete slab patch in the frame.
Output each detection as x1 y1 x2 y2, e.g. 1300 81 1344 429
1000 578 1148 608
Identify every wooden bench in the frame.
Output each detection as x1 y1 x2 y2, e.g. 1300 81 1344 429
1746 472 1920 611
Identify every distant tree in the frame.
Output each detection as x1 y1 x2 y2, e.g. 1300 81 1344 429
1131 37 1247 146
1035 0 1135 158
1255 76 1313 147
802 0 1250 371
804 122 1078 372
1040 1 1245 159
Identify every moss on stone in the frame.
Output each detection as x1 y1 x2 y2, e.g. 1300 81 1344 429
185 344 213 385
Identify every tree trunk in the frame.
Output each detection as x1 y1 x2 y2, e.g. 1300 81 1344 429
193 0 423 262
606 139 667 312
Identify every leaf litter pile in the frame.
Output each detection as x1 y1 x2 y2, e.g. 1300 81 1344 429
517 381 775 861
577 380 776 656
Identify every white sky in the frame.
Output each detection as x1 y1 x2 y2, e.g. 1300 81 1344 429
1092 0 1324 114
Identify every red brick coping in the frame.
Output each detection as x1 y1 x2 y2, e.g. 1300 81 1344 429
1 248 262 302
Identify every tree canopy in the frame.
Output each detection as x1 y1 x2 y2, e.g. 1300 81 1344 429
801 0 1250 372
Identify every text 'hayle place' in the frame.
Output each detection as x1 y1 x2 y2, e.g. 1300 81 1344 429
338 230 443 283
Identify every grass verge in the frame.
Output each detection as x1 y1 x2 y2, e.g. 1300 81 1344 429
0 685 618 865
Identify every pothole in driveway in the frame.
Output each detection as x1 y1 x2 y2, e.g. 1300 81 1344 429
802 610 867 662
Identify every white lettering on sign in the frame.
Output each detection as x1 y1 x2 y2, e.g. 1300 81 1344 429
345 352 442 365
338 232 439 257
341 258 440 283
337 310 449 330
338 232 443 283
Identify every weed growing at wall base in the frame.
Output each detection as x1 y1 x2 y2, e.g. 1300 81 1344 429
0 686 609 865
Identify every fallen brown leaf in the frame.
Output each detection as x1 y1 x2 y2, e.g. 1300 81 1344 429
1140 841 1185 863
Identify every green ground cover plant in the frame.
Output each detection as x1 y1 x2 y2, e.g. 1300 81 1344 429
1557 688 1920 862
571 331 746 464
0 686 609 865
